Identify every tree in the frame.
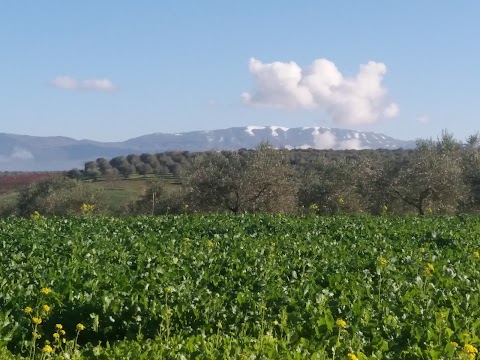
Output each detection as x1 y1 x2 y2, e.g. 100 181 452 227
299 156 364 215
461 132 480 212
84 161 101 180
184 143 298 214
67 168 83 179
140 153 161 171
389 131 466 215
137 163 153 177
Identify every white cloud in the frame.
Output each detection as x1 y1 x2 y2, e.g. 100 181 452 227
313 130 337 149
312 130 368 150
51 76 116 91
242 57 399 126
51 76 78 89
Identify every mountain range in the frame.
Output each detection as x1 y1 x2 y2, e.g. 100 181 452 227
0 126 415 171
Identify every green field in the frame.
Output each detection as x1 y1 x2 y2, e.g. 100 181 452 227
1 215 480 359
0 174 179 214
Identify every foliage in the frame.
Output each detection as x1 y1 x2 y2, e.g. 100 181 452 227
299 156 365 214
15 177 105 217
184 143 298 214
1 215 480 358
5 130 480 217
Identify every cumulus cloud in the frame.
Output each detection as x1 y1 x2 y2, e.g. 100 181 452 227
242 57 399 126
313 130 367 150
51 76 116 91
312 130 337 149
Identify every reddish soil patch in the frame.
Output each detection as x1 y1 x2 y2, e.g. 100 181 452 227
0 172 63 194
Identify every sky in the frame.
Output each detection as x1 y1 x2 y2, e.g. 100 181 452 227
1 1 479 142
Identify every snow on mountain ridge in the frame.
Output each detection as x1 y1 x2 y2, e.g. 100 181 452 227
245 126 266 135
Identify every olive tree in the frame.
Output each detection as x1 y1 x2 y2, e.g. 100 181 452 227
184 143 298 214
389 131 466 215
299 156 365 215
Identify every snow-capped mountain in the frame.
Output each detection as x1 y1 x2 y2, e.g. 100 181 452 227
0 126 415 171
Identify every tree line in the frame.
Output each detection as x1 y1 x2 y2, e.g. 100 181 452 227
3 130 480 217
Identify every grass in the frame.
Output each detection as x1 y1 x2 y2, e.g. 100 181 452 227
90 178 148 210
0 173 180 213
88 175 180 211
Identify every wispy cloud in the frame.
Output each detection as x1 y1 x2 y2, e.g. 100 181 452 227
417 115 430 124
50 76 116 92
241 57 399 126
0 147 34 163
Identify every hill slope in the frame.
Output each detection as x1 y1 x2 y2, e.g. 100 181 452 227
0 126 415 171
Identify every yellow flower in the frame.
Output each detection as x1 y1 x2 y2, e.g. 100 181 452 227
309 203 319 211
60 330 66 336
338 197 344 204
424 263 434 276
31 211 41 220
24 306 33 314
32 331 41 339
62 338 66 344
43 344 53 353
348 354 359 360
80 203 95 213
40 287 51 295
336 319 347 328
378 257 388 266
53 332 60 339
165 287 172 294
464 344 478 354
32 317 42 325
42 304 51 313
474 251 480 258
76 323 85 331
383 205 388 212
55 324 63 330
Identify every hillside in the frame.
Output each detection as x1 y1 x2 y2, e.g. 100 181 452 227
0 126 415 171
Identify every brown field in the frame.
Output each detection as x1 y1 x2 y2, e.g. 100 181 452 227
0 172 62 194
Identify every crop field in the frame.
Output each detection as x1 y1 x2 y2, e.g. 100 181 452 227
0 173 60 194
0 215 479 359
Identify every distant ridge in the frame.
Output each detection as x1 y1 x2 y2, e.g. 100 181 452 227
0 126 415 171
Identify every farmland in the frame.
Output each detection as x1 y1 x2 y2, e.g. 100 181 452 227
0 215 480 359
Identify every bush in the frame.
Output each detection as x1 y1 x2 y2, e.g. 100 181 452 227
16 177 105 216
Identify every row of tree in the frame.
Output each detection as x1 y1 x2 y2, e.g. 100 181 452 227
130 131 480 216
4 130 480 217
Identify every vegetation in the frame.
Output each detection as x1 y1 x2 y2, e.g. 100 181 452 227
1 215 480 358
1 132 480 358
3 131 480 217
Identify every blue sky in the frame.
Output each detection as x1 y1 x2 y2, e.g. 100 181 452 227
1 1 479 142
